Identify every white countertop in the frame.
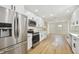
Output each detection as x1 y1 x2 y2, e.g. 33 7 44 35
69 32 79 38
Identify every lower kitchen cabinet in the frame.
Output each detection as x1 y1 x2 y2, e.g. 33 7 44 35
71 35 79 54
66 34 72 47
40 32 47 42
75 39 79 54
72 36 77 53
27 33 32 50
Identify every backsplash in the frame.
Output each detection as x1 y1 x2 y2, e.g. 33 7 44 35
71 26 79 34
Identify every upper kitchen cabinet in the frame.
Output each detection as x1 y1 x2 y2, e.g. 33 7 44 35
1 5 25 15
70 8 79 34
0 6 14 23
71 8 79 26
14 5 25 15
36 17 44 28
35 17 42 27
32 16 42 27
1 5 12 10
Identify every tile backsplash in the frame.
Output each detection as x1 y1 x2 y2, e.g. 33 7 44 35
71 26 79 34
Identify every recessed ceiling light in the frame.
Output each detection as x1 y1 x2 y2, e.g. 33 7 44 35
35 9 39 12
58 25 62 27
50 14 54 16
42 16 45 18
66 10 70 13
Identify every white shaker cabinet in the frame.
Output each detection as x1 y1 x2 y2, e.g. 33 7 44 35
75 38 79 54
71 8 79 26
72 19 79 26
72 35 79 54
40 32 47 42
72 36 77 53
1 5 15 10
1 5 25 15
66 34 72 47
27 33 32 50
15 5 25 15
37 18 44 27
1 5 11 9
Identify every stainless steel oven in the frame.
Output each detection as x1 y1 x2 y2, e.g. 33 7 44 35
32 32 39 48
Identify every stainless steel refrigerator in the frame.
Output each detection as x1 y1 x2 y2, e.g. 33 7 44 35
0 6 27 54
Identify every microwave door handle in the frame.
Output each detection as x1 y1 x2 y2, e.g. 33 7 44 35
73 43 76 48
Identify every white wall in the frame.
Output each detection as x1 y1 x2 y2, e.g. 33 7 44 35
48 21 68 34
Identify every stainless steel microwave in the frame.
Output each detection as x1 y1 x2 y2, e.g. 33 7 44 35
28 20 36 27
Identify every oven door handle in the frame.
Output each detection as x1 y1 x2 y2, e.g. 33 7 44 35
73 43 76 48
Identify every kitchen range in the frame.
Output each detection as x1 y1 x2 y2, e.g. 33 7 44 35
27 19 40 50
27 29 40 50
32 32 39 48
0 6 27 54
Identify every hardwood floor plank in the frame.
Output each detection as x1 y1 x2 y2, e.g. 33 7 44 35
28 34 73 54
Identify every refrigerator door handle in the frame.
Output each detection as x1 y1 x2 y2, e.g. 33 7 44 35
14 13 19 39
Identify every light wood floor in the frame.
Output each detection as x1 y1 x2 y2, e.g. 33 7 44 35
28 34 73 54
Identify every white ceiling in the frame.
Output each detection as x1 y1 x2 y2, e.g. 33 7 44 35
24 5 79 23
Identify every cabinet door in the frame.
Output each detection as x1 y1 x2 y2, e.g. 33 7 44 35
71 36 79 54
76 19 79 26
15 5 25 14
72 18 79 26
1 5 11 9
37 19 43 27
72 36 77 53
27 34 32 50
75 38 79 54
66 34 72 47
